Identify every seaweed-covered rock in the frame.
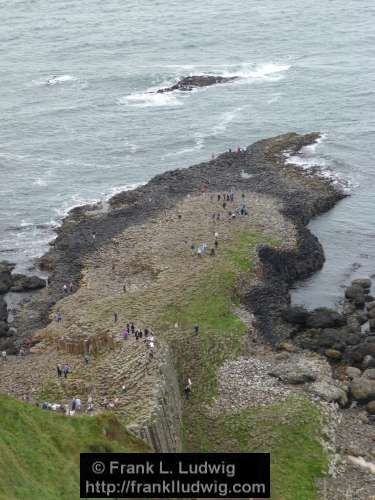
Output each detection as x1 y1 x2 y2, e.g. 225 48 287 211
0 296 7 321
306 308 346 329
10 274 46 292
283 306 309 325
157 75 237 93
0 261 15 294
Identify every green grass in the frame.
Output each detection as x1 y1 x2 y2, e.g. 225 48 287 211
159 231 328 499
204 397 328 500
0 394 149 500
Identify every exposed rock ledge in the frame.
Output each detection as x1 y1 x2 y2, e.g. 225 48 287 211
156 75 237 93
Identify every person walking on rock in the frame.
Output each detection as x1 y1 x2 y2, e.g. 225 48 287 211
184 380 192 400
63 364 70 378
113 312 118 323
194 324 199 336
56 364 62 377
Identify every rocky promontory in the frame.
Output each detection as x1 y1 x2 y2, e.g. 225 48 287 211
3 132 375 498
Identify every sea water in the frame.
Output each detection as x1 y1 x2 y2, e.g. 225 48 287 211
0 0 373 307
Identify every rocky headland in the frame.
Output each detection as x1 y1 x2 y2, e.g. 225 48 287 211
1 132 374 499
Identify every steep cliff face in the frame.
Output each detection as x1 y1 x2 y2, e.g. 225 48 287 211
127 345 182 452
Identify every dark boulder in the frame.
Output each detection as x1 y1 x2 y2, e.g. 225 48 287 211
351 278 371 289
306 308 346 329
283 305 309 325
346 333 362 345
0 321 9 337
0 296 7 322
346 342 375 364
157 75 237 93
0 261 15 294
350 377 375 402
319 328 347 351
345 285 365 307
294 329 321 350
10 274 46 292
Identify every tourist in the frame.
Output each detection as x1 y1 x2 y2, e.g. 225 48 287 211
194 324 199 336
130 323 135 334
63 284 68 293
1 350 7 362
184 383 191 400
92 231 96 241
214 239 218 249
71 398 76 412
56 364 62 377
197 247 202 257
63 364 70 378
123 283 127 293
87 402 94 416
113 312 118 323
123 328 128 340
216 213 220 221
56 311 62 323
191 243 196 256
210 248 215 257
75 397 82 412
69 282 74 292
84 354 90 365
217 194 221 201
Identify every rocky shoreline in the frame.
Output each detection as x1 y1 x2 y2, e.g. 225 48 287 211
1 131 344 353
2 132 375 497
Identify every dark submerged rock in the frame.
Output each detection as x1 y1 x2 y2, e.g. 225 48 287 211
157 75 237 93
345 285 366 307
306 307 346 329
10 274 46 292
0 261 15 294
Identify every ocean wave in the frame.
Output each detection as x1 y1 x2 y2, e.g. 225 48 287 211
32 178 48 187
284 135 356 194
118 91 182 108
32 74 77 86
211 106 245 135
221 62 291 81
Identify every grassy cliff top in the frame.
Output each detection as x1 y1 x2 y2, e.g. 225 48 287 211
0 395 148 500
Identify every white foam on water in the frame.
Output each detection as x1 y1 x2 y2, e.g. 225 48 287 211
32 178 48 187
284 135 356 194
119 90 182 108
32 74 77 86
212 106 245 135
221 62 291 82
